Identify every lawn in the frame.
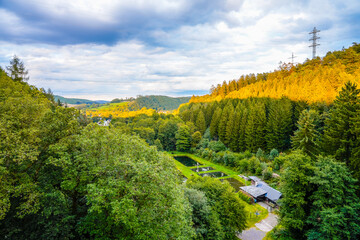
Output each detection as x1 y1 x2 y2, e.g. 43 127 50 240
169 152 249 185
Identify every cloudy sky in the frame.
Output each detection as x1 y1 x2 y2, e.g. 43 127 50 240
0 0 359 100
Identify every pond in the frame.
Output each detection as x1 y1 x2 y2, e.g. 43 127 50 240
199 171 228 178
174 156 200 167
221 178 244 192
190 166 215 172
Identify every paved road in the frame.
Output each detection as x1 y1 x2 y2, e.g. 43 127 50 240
238 203 278 240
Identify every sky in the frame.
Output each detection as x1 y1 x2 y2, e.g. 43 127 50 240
0 0 359 100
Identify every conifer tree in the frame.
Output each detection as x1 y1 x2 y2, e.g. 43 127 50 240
218 104 233 143
6 55 29 82
196 111 206 135
323 81 360 165
265 99 293 151
245 103 266 152
210 107 222 139
229 105 241 152
291 109 320 159
224 111 235 147
237 106 248 152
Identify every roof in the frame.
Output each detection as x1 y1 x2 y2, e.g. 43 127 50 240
249 176 262 182
240 186 267 198
248 176 282 202
257 183 282 202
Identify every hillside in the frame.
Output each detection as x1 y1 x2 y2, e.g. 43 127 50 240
189 43 360 105
132 95 191 111
54 95 109 105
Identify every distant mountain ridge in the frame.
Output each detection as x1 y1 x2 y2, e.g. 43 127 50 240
54 95 109 105
132 95 191 111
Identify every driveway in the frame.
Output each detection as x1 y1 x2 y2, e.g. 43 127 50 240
238 203 278 240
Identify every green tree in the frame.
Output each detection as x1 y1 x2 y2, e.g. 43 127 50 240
245 102 266 152
306 157 360 240
323 81 360 165
210 107 222 139
158 119 179 151
279 151 315 239
187 177 247 239
196 111 206 135
6 55 29 82
176 124 191 152
266 99 293 151
218 104 233 143
224 110 235 147
185 188 224 240
191 131 202 148
291 109 320 159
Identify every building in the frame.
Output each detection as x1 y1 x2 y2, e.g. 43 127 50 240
240 176 282 206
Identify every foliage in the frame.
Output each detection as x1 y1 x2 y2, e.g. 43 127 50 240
187 177 247 239
132 95 191 111
323 81 360 169
185 188 224 240
292 109 321 158
189 44 360 105
6 55 29 82
176 124 191 152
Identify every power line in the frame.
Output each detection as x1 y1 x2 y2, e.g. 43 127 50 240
309 27 320 59
288 52 297 64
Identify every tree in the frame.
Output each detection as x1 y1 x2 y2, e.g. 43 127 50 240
291 109 320 159
210 107 222 139
306 157 360 240
266 99 293 151
191 131 202 148
187 177 247 239
245 102 266 152
196 111 206 135
323 81 360 165
218 104 233 143
184 188 224 240
224 110 235 147
279 151 315 239
6 55 29 82
176 124 191 152
158 119 179 151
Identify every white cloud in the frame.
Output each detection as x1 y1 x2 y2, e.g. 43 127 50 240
0 0 359 100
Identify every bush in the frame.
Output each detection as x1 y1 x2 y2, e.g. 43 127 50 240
238 191 254 204
269 148 279 161
208 141 227 152
262 167 273 180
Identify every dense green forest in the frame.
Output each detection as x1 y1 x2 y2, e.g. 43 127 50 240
132 95 191 111
2 44 360 240
0 57 248 239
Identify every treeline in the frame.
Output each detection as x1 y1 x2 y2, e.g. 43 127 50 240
0 57 249 239
131 95 191 111
179 97 309 152
191 43 360 104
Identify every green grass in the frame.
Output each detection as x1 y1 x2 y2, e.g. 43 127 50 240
169 152 249 185
244 203 268 228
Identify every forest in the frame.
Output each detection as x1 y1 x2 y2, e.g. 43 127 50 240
1 43 360 240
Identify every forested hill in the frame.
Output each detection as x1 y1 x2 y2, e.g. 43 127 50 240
54 95 109 104
132 95 191 111
189 43 360 104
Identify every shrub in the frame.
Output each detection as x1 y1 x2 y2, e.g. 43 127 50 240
238 191 254 204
